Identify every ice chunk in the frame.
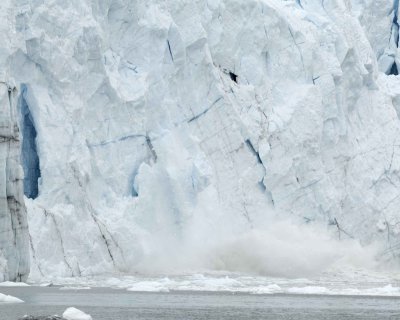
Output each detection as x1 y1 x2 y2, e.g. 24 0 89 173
0 281 30 287
287 286 330 295
127 281 170 293
62 308 92 320
0 292 24 303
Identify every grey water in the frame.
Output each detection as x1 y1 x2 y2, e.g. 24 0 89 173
1 286 400 320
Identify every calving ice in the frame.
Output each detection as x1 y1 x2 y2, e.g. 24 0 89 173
0 0 400 283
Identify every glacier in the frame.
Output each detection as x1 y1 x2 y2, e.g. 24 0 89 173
0 0 30 281
1 0 400 281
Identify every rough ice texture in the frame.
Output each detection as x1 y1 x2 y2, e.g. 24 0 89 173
1 0 400 279
0 1 30 282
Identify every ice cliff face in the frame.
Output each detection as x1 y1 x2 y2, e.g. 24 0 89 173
1 0 400 280
0 0 30 281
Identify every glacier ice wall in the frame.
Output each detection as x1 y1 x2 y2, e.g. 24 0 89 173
0 82 30 281
0 0 30 281
2 0 400 279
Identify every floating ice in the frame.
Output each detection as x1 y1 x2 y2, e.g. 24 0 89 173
0 292 24 303
59 287 91 291
62 307 92 320
127 281 170 293
287 286 330 295
29 271 400 297
0 281 30 287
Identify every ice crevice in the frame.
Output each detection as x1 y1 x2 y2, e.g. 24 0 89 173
69 164 126 268
41 206 76 276
296 0 304 9
369 141 398 189
379 0 400 74
244 138 272 206
28 231 44 278
390 0 399 75
19 85 40 200
145 134 157 162
329 218 354 240
245 139 263 166
167 40 174 62
288 27 306 79
86 134 146 148
229 72 238 83
187 97 224 123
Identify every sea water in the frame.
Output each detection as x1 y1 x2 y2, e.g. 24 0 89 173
1 286 400 320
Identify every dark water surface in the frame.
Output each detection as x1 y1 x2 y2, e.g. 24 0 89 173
1 286 400 320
